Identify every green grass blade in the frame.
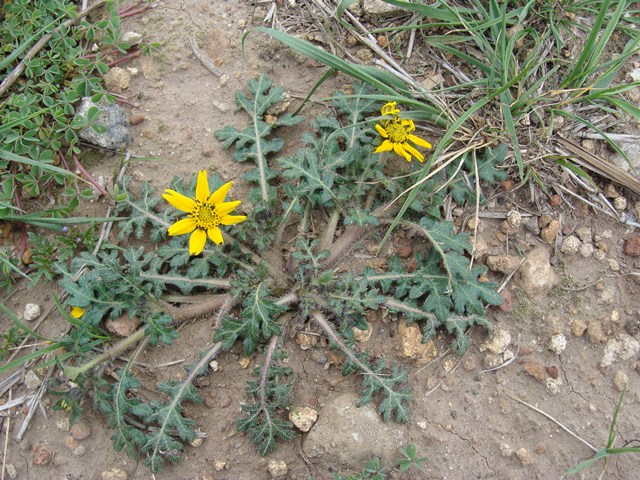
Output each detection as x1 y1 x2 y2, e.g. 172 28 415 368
246 28 402 96
0 150 81 180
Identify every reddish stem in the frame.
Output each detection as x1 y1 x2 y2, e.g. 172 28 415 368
73 154 109 197
120 6 149 19
13 190 28 258
117 2 142 16
58 149 71 171
107 49 141 68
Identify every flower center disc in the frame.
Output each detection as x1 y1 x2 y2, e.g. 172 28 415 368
386 122 408 143
192 201 220 229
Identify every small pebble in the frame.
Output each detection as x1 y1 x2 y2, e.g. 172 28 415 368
507 210 522 229
101 468 128 480
214 460 226 471
24 370 41 390
70 418 92 440
66 435 78 450
289 407 318 432
548 194 562 206
624 237 640 257
608 259 620 271
500 220 519 235
540 219 560 242
268 460 288 479
190 437 204 447
548 334 567 354
546 377 561 395
129 114 145 125
574 227 592 243
579 243 594 258
560 236 581 255
534 444 547 455
613 370 629 391
23 303 42 321
546 365 559 379
572 320 587 337
524 217 540 235
516 447 533 465
587 321 607 344
614 196 627 211
603 184 619 198
538 214 552 228
500 443 513 457
32 445 51 466
523 362 545 382
593 249 606 261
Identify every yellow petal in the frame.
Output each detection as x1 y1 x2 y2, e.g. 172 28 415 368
403 142 424 162
401 119 416 132
209 181 233 205
208 227 224 245
168 217 196 236
393 143 411 162
381 101 400 116
196 170 210 203
374 140 393 154
163 189 196 213
374 124 389 138
70 306 85 319
408 134 432 149
216 200 241 216
189 229 207 255
220 214 247 225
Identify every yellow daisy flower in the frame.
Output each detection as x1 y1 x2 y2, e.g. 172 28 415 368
70 306 85 318
374 117 432 163
162 170 247 255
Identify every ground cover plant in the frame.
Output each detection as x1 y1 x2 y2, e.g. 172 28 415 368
43 76 502 473
1 0 639 477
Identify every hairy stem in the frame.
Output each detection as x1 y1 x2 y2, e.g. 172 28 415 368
319 206 341 253
63 327 146 380
310 310 371 374
259 335 279 419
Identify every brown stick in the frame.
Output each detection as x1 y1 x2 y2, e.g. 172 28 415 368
0 0 108 98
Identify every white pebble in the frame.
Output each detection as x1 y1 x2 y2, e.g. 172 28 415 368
548 334 567 354
23 303 42 321
614 196 627 211
579 243 594 258
561 236 581 255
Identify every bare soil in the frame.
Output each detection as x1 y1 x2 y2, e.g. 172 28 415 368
2 1 640 479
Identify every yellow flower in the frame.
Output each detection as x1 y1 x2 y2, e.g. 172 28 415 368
374 117 432 163
70 307 85 318
163 170 247 255
381 101 400 118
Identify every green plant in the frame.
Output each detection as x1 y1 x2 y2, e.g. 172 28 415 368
331 444 428 480
567 391 640 475
258 0 640 224
0 0 151 286
29 75 501 474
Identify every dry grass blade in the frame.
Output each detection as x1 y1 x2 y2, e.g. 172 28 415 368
505 392 598 453
557 138 640 196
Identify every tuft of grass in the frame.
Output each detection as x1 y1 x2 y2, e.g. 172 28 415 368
567 391 640 475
